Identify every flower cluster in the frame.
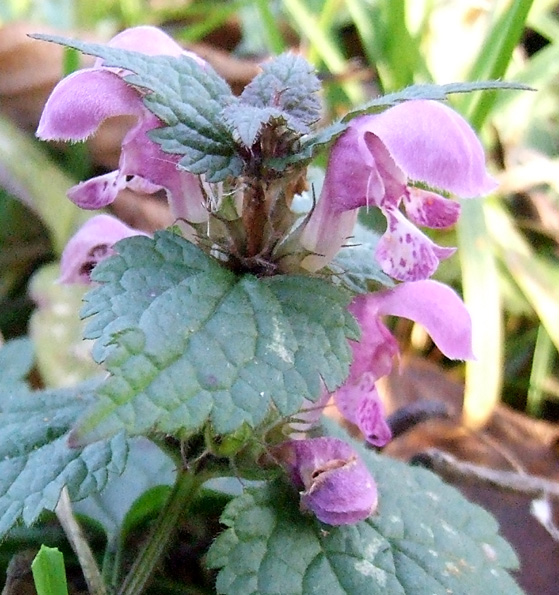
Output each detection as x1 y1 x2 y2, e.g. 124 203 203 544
37 26 492 526
301 101 497 280
37 26 208 253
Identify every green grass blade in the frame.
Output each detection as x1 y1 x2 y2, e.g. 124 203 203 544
0 115 89 256
458 198 503 429
282 0 365 104
458 0 534 128
255 0 288 54
455 0 534 427
485 200 559 352
307 0 341 65
527 325 555 417
31 546 69 595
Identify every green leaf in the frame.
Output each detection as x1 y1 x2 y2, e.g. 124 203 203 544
343 81 533 122
0 381 127 539
222 105 292 148
71 232 358 446
32 545 69 595
330 245 394 293
241 53 322 127
31 34 240 183
208 432 520 595
0 337 34 388
267 121 347 171
73 438 175 541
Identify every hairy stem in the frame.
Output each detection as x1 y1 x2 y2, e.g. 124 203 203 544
242 180 268 258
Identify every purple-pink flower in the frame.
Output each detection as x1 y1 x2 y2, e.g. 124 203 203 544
59 214 146 284
301 100 497 281
312 280 473 446
36 26 208 225
276 437 378 525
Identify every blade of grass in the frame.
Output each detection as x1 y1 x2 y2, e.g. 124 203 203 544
0 115 89 256
31 545 69 595
455 0 534 429
485 199 559 352
383 0 426 89
526 325 555 417
306 0 341 65
457 0 534 130
175 2 245 44
458 198 503 429
282 0 365 104
255 0 288 54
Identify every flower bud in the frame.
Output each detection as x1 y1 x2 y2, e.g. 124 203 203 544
276 437 378 525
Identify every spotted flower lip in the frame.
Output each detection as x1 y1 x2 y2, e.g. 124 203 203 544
59 214 145 284
276 437 378 526
301 99 497 281
36 26 208 224
332 280 474 446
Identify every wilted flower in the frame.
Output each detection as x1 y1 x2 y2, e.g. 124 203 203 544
276 437 377 525
301 100 497 280
59 214 145 284
36 26 208 225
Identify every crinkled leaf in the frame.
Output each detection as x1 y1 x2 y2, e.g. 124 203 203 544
32 34 240 182
343 80 533 122
71 231 357 446
208 430 520 595
241 53 322 127
222 105 307 148
0 381 128 540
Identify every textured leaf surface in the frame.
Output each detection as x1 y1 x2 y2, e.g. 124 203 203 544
0 381 127 539
223 105 285 147
241 53 322 127
330 245 394 293
72 232 357 445
32 34 240 182
222 104 309 149
343 80 532 121
208 430 521 595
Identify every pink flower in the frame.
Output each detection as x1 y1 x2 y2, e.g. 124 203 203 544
333 280 474 445
301 100 497 280
59 214 146 284
276 437 377 525
36 26 208 224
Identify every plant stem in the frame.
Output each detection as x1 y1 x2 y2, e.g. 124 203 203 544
55 486 107 595
102 534 122 592
117 469 204 595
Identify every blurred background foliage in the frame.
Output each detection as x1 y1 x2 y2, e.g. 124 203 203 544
0 0 558 431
